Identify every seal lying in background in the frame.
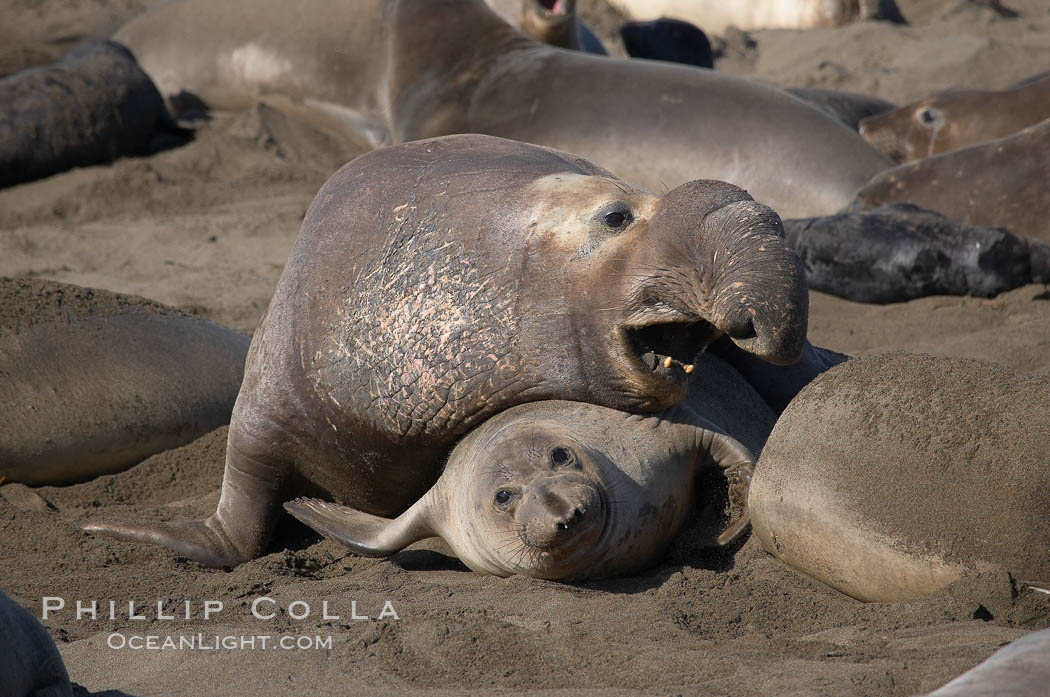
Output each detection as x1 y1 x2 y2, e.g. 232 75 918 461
0 39 183 189
287 351 776 580
0 589 72 697
603 0 905 34
113 0 892 218
84 134 817 568
921 629 1050 697
485 0 606 53
783 203 1050 303
859 72 1050 162
852 118 1050 245
0 0 160 77
1 278 249 485
786 87 896 132
749 353 1050 603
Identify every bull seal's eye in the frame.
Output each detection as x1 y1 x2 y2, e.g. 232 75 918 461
598 203 632 230
550 446 575 467
494 490 514 506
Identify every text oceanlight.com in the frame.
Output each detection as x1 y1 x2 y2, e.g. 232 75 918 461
107 633 334 651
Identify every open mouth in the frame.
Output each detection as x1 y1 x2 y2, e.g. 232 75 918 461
537 0 568 15
624 319 719 381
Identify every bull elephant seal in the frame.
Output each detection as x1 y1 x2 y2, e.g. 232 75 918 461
852 118 1050 245
1 278 249 485
0 39 184 189
921 629 1050 697
783 203 1050 303
603 0 905 34
859 72 1050 162
84 134 813 568
749 353 1050 603
113 0 892 218
0 589 73 697
287 350 777 579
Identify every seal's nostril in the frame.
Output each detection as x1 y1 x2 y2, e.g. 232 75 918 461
726 315 757 341
556 522 567 531
573 508 584 520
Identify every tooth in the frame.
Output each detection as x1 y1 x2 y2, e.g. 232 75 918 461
684 364 694 374
663 356 673 369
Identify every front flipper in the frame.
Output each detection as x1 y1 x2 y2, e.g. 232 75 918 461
716 460 753 547
694 423 756 548
284 497 435 557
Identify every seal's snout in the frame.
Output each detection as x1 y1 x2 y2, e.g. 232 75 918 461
637 179 809 368
517 476 604 552
555 506 586 532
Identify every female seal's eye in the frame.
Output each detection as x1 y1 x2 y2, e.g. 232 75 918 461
550 446 573 466
494 490 514 506
604 210 628 228
917 107 941 127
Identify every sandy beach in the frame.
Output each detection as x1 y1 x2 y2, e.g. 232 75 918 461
1 0 1049 695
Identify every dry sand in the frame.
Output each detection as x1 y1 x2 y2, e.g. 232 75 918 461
1 1 1049 695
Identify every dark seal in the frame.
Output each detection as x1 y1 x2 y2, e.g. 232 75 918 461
0 39 183 188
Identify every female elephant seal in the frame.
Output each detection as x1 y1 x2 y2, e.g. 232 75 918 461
286 351 778 580
0 589 73 697
112 0 892 218
85 134 812 568
749 353 1050 603
852 118 1050 246
859 72 1050 163
1 278 249 485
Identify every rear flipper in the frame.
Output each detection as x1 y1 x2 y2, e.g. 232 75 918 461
283 496 435 557
80 515 246 568
81 439 287 568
